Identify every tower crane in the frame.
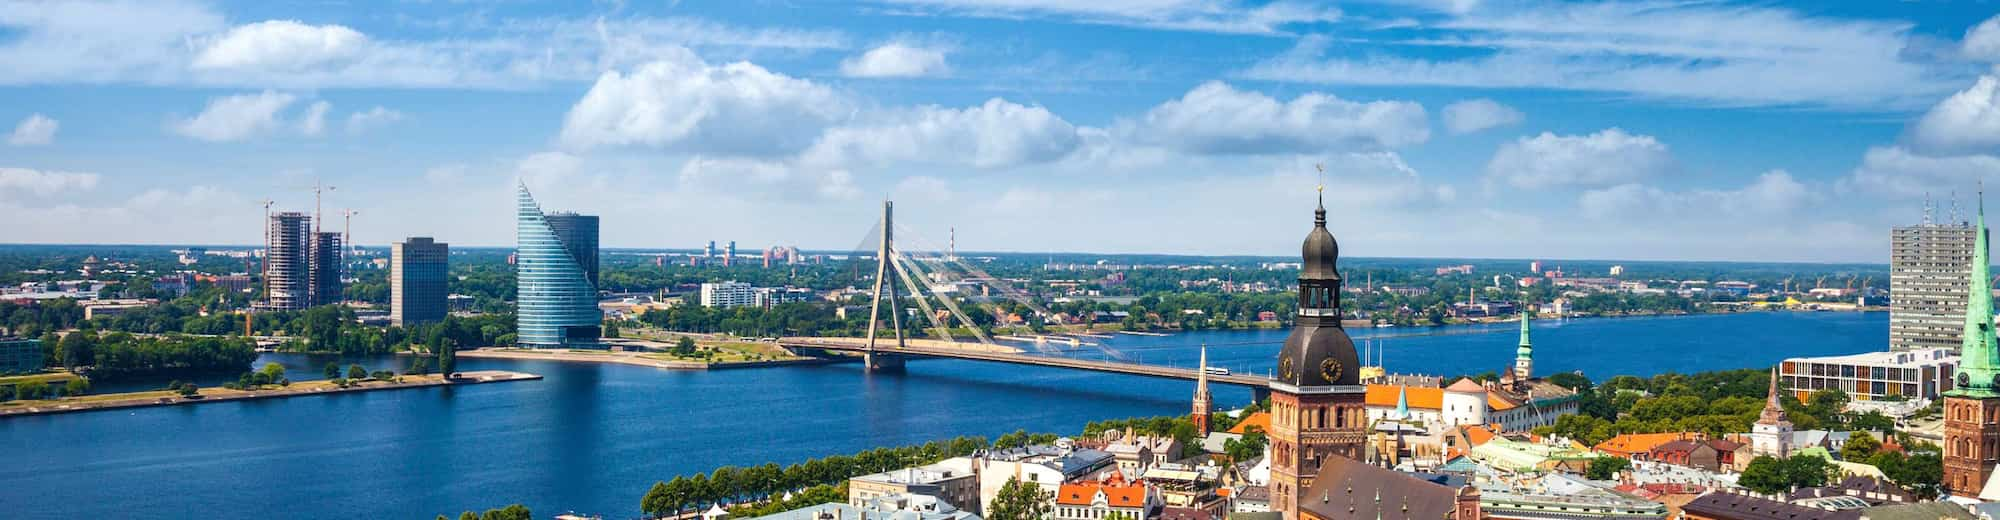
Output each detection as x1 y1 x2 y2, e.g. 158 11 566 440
341 209 360 258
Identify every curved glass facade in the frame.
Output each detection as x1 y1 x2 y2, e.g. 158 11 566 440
516 185 601 348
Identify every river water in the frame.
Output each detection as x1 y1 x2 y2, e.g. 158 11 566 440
0 311 1885 519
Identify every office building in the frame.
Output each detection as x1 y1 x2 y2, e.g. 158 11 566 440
544 212 599 288
701 281 755 308
1781 348 1958 402
309 231 343 306
516 184 602 348
262 212 311 311
391 237 449 325
724 240 736 267
755 287 813 308
0 337 43 375
1891 221 1978 351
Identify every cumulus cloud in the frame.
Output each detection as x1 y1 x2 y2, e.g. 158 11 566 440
299 100 330 136
0 167 100 197
1439 98 1521 134
1127 81 1428 154
1485 128 1673 188
558 50 849 155
191 20 368 71
802 99 1081 169
1909 75 2000 154
1846 146 2000 199
1966 15 2000 62
1579 170 1809 220
678 156 859 201
840 42 951 78
345 106 405 134
6 113 58 146
170 90 301 142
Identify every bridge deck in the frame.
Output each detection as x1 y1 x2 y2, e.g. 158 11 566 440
779 337 1270 387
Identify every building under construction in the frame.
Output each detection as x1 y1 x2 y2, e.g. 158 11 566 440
309 231 344 306
1890 213 1979 351
260 212 312 311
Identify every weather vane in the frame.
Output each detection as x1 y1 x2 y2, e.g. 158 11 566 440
1315 163 1325 194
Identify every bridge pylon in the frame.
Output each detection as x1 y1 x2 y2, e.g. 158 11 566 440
863 200 906 372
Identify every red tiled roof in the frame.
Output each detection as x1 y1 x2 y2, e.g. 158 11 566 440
1056 481 1147 508
1228 412 1269 435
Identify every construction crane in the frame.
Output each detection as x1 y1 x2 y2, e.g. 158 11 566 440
341 209 360 258
1814 276 1827 290
308 181 335 233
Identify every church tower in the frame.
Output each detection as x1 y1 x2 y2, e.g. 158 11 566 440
1946 198 2000 497
1750 366 1793 458
1514 308 1534 381
1192 344 1213 436
1267 187 1368 520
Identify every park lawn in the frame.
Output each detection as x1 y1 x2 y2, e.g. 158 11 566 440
0 374 451 409
0 371 81 386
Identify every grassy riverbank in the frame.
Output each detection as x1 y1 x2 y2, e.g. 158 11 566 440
0 370 541 417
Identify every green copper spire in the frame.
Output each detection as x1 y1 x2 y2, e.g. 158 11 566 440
1516 309 1534 360
1394 386 1410 420
1950 196 2000 398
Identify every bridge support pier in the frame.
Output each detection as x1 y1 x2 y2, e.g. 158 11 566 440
865 351 905 372
1251 386 1272 405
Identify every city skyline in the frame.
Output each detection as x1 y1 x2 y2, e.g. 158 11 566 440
3 1 2000 263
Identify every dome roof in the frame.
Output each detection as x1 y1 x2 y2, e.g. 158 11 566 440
1301 205 1339 280
1275 325 1361 388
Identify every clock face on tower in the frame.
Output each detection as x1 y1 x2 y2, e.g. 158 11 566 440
1280 356 1296 380
1320 358 1343 382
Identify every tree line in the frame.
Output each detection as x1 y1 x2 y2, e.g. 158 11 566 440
639 436 990 518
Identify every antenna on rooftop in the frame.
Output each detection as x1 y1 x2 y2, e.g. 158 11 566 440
1924 193 1934 226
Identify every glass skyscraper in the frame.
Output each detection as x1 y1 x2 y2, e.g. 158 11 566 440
516 184 601 348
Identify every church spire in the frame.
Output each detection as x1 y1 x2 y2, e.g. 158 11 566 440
1951 191 2000 397
1192 343 1213 435
1758 366 1791 425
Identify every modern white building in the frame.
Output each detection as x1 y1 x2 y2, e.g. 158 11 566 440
1890 221 1978 351
700 281 755 308
1780 347 1959 402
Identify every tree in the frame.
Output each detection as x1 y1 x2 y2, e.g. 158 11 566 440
1586 456 1630 480
348 364 367 380
674 336 697 356
59 332 96 370
1739 456 1789 494
987 477 1052 520
258 362 286 383
1781 454 1831 489
479 504 531 520
177 383 199 397
324 362 340 379
1841 433 1882 461
1224 429 1268 462
438 338 458 376
459 512 477 520
603 320 622 339
16 380 48 400
63 377 89 397
409 356 432 375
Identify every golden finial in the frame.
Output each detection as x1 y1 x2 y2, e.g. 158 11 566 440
1315 163 1325 193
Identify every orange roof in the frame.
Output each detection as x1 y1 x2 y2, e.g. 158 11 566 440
1457 424 1498 447
1594 432 1694 457
1486 394 1519 411
1365 385 1443 410
1445 378 1486 393
1216 488 1231 498
1229 412 1270 434
1056 481 1147 507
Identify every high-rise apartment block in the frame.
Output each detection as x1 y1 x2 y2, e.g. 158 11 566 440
309 231 344 306
517 185 602 348
391 237 449 325
701 281 755 308
262 212 311 311
1891 222 1979 351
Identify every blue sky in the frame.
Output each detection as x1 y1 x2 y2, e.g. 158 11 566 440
3 0 2000 263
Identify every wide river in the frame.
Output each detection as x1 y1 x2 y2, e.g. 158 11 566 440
0 311 1885 519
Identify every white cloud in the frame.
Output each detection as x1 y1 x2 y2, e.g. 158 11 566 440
1486 128 1672 188
558 50 850 155
1846 146 2000 199
192 20 368 71
802 99 1082 169
1966 15 2000 62
0 167 99 197
1439 98 1521 134
6 113 58 146
1579 170 1809 220
1242 3 1953 109
345 106 405 134
1126 81 1428 154
677 156 859 201
840 42 951 78
299 100 330 136
170 90 300 142
873 0 1340 35
1909 75 2000 154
